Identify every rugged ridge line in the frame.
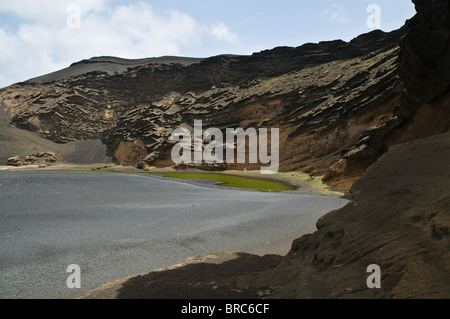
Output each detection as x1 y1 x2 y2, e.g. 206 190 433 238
0 28 409 189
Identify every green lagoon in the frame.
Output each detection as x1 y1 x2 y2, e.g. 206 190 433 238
49 169 297 192
144 172 296 192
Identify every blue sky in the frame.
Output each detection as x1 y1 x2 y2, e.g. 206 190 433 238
0 0 416 88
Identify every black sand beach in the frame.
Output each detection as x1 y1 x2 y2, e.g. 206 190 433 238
0 170 348 298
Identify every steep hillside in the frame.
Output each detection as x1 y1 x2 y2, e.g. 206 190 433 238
0 99 110 165
0 28 409 191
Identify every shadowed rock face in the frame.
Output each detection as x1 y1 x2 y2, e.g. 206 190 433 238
400 0 450 105
0 28 406 183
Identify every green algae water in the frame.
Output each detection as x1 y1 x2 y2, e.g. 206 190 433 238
145 172 296 192
50 170 297 192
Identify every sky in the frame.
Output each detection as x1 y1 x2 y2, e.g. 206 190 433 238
0 0 416 88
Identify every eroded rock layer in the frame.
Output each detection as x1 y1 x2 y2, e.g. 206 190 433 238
1 1 449 193
0 29 407 189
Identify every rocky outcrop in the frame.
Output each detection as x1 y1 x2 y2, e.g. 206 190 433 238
7 156 22 167
322 0 450 188
6 151 57 166
399 0 450 105
274 133 450 298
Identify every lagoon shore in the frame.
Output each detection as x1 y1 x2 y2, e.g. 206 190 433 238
0 167 348 299
0 162 344 196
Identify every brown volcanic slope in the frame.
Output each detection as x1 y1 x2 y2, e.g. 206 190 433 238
0 28 408 191
1 2 448 193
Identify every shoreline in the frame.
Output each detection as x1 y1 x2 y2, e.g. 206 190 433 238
0 163 347 197
0 166 350 298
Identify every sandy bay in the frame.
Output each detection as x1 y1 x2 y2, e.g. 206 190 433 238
0 169 347 298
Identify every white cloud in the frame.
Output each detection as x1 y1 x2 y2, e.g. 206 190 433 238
0 0 240 87
210 22 239 45
319 4 351 25
0 0 109 24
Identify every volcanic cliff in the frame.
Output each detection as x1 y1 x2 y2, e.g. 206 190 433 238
0 15 425 191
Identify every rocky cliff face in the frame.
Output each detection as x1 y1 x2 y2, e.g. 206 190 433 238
323 0 450 190
1 28 407 188
400 0 450 105
1 2 449 193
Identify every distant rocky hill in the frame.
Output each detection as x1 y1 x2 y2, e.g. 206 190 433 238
1 1 449 194
0 24 410 191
